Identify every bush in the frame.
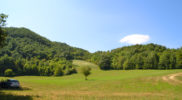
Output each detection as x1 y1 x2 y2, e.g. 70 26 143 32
64 67 77 75
54 67 63 76
4 69 15 77
81 66 91 80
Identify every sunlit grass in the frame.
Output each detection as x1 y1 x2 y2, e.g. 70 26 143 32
176 76 182 81
1 60 182 100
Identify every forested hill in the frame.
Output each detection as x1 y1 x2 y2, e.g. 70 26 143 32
0 27 90 76
89 44 182 70
0 27 90 60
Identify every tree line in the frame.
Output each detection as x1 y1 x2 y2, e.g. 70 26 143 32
0 55 76 76
89 44 182 70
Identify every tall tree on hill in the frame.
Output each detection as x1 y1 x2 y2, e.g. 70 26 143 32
0 13 8 48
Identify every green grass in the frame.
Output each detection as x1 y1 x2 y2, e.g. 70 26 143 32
176 76 182 81
0 60 182 100
73 60 98 68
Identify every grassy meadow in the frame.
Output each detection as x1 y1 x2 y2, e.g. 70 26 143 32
0 60 182 100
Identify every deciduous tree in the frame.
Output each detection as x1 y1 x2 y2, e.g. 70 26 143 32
81 66 91 80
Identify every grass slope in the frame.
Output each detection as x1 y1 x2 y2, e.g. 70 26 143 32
73 60 98 69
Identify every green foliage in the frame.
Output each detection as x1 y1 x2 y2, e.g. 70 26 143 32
89 43 182 70
111 55 126 69
0 27 90 60
0 13 8 48
54 67 63 76
159 51 176 69
0 13 8 27
4 69 14 77
123 59 129 70
176 50 182 68
0 55 16 76
98 53 111 70
81 66 91 80
0 27 89 76
144 52 158 69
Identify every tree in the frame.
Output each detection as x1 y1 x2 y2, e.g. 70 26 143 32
176 51 182 69
111 55 126 69
98 54 111 70
159 51 171 69
169 52 176 69
0 13 8 48
123 59 129 70
81 66 91 80
144 52 158 69
0 13 8 26
0 55 15 75
123 59 133 70
135 54 144 69
4 69 14 77
54 67 63 76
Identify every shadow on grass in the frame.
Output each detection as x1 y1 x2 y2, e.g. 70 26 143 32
0 87 31 91
0 87 35 100
0 92 33 100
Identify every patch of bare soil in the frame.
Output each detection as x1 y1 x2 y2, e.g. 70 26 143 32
162 72 182 84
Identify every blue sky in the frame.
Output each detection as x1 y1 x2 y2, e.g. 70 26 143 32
1 0 182 52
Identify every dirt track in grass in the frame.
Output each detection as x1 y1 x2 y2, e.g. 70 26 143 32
162 72 182 84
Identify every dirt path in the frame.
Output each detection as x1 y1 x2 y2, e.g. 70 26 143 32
162 72 182 84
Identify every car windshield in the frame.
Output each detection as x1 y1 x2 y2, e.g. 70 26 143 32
8 80 19 82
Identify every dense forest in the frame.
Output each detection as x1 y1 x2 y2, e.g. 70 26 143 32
89 44 182 70
0 27 89 76
0 27 182 76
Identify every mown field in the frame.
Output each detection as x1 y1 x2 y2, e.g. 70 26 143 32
0 60 182 100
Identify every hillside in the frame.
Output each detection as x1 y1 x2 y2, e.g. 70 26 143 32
89 44 182 70
0 27 90 76
0 27 90 60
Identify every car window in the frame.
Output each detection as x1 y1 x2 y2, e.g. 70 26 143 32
8 80 19 82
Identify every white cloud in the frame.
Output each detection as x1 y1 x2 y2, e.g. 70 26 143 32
120 34 150 45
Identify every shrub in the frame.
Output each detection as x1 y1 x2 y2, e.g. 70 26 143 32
64 67 77 75
4 69 15 77
81 66 91 80
54 67 63 76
